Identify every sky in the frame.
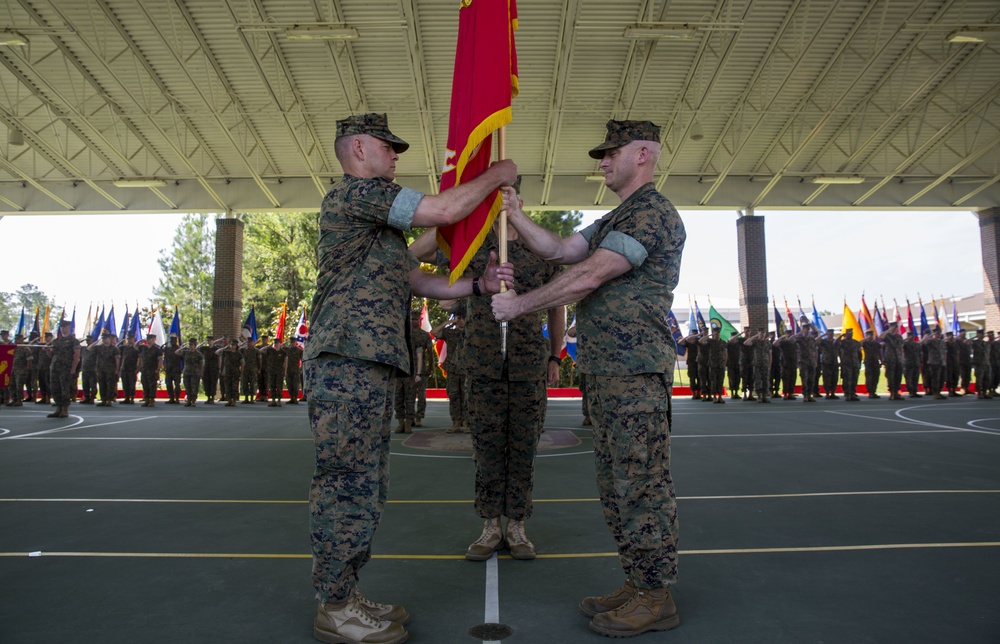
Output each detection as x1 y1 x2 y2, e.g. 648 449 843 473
0 208 984 325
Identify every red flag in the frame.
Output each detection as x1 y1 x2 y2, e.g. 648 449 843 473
0 343 14 388
275 303 288 343
436 0 519 283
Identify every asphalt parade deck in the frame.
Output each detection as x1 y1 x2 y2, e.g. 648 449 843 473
1 395 998 644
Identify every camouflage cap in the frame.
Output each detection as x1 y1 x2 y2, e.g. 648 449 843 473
336 113 409 154
589 119 661 159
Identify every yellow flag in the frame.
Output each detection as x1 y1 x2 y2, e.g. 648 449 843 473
842 303 864 340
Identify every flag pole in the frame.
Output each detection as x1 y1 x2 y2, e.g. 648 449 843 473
498 126 508 359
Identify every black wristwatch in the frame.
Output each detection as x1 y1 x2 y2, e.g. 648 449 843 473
548 355 561 365
471 276 483 297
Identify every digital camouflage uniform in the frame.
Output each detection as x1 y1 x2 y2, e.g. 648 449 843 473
677 337 699 397
860 336 882 396
971 335 991 396
464 232 557 522
35 342 52 404
94 342 120 404
695 333 710 401
304 169 423 603
922 335 945 396
412 328 434 421
27 344 40 401
11 342 34 404
262 344 287 403
793 332 818 400
119 342 139 402
746 336 772 399
80 341 97 403
240 345 260 401
902 337 922 396
726 335 742 398
179 345 204 403
770 341 782 397
739 336 753 398
817 335 840 396
837 336 862 399
958 335 972 392
576 181 686 590
440 324 467 428
882 332 904 397
200 344 220 402
777 334 798 397
698 334 726 398
48 334 79 407
219 345 243 404
137 343 163 404
944 336 960 394
285 342 304 402
393 325 426 426
162 341 182 402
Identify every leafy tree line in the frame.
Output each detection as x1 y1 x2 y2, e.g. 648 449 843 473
0 284 58 333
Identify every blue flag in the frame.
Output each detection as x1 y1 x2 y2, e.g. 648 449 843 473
686 307 697 335
811 299 828 333
91 306 106 342
694 300 707 333
951 302 961 335
70 307 76 336
106 306 117 338
168 306 182 344
667 309 685 356
129 307 143 342
14 307 26 337
242 306 258 343
772 301 785 335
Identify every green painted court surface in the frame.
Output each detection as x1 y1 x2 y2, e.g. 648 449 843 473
1 396 998 643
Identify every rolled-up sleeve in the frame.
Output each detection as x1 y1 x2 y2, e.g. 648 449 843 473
598 230 648 268
388 187 425 231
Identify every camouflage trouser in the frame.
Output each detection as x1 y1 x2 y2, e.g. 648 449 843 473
588 372 678 589
305 354 393 603
707 366 725 397
393 376 417 422
753 363 769 396
770 363 782 395
579 372 589 417
140 370 158 402
741 362 753 396
12 370 29 402
82 369 98 401
183 373 200 402
203 367 219 399
841 365 859 398
821 363 839 394
960 364 972 391
975 363 991 395
49 364 75 406
798 363 816 397
697 363 709 397
864 363 881 395
164 369 181 400
781 364 796 395
884 362 902 394
904 366 921 395
684 365 698 394
222 369 241 401
267 371 283 400
467 375 546 521
727 361 740 397
37 366 50 400
286 369 301 402
446 373 466 425
98 369 118 402
121 368 137 399
415 377 427 420
924 364 942 394
241 367 258 398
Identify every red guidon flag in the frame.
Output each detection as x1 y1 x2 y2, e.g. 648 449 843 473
437 0 518 283
0 344 14 388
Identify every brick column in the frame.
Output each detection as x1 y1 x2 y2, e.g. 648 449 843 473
980 207 1000 330
736 214 769 331
213 217 244 339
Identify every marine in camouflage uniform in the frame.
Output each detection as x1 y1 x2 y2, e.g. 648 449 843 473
261 340 287 406
902 333 923 398
695 329 711 403
837 329 862 401
438 317 468 432
817 329 840 399
492 119 684 637
677 333 700 399
774 330 799 399
392 315 424 432
199 337 222 403
769 334 782 397
137 335 163 406
9 335 33 406
739 328 753 400
240 342 260 403
744 330 772 402
92 332 121 406
726 331 743 400
46 321 80 418
178 338 204 406
80 337 98 404
218 339 243 406
792 323 819 402
304 112 515 643
860 331 883 399
970 330 991 398
958 333 972 393
699 328 727 403
410 321 433 425
119 335 140 404
284 339 304 403
162 336 182 404
944 332 961 396
35 332 53 405
921 329 947 399
457 218 563 561
256 334 270 401
880 323 905 400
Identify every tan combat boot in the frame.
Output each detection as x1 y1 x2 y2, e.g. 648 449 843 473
314 593 408 644
579 579 636 617
465 517 504 561
46 405 64 418
504 519 536 560
588 586 680 637
354 587 410 625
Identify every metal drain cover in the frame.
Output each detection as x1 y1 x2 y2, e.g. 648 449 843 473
468 623 514 639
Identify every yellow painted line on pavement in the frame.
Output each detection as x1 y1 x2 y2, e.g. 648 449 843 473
3 541 999 560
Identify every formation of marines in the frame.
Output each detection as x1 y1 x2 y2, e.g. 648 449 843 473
677 319 997 402
1 328 306 409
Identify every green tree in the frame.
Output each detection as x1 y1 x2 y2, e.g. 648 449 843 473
154 214 215 340
527 209 583 237
0 284 58 334
242 211 319 331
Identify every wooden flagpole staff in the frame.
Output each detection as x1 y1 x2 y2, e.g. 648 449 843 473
498 126 508 359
